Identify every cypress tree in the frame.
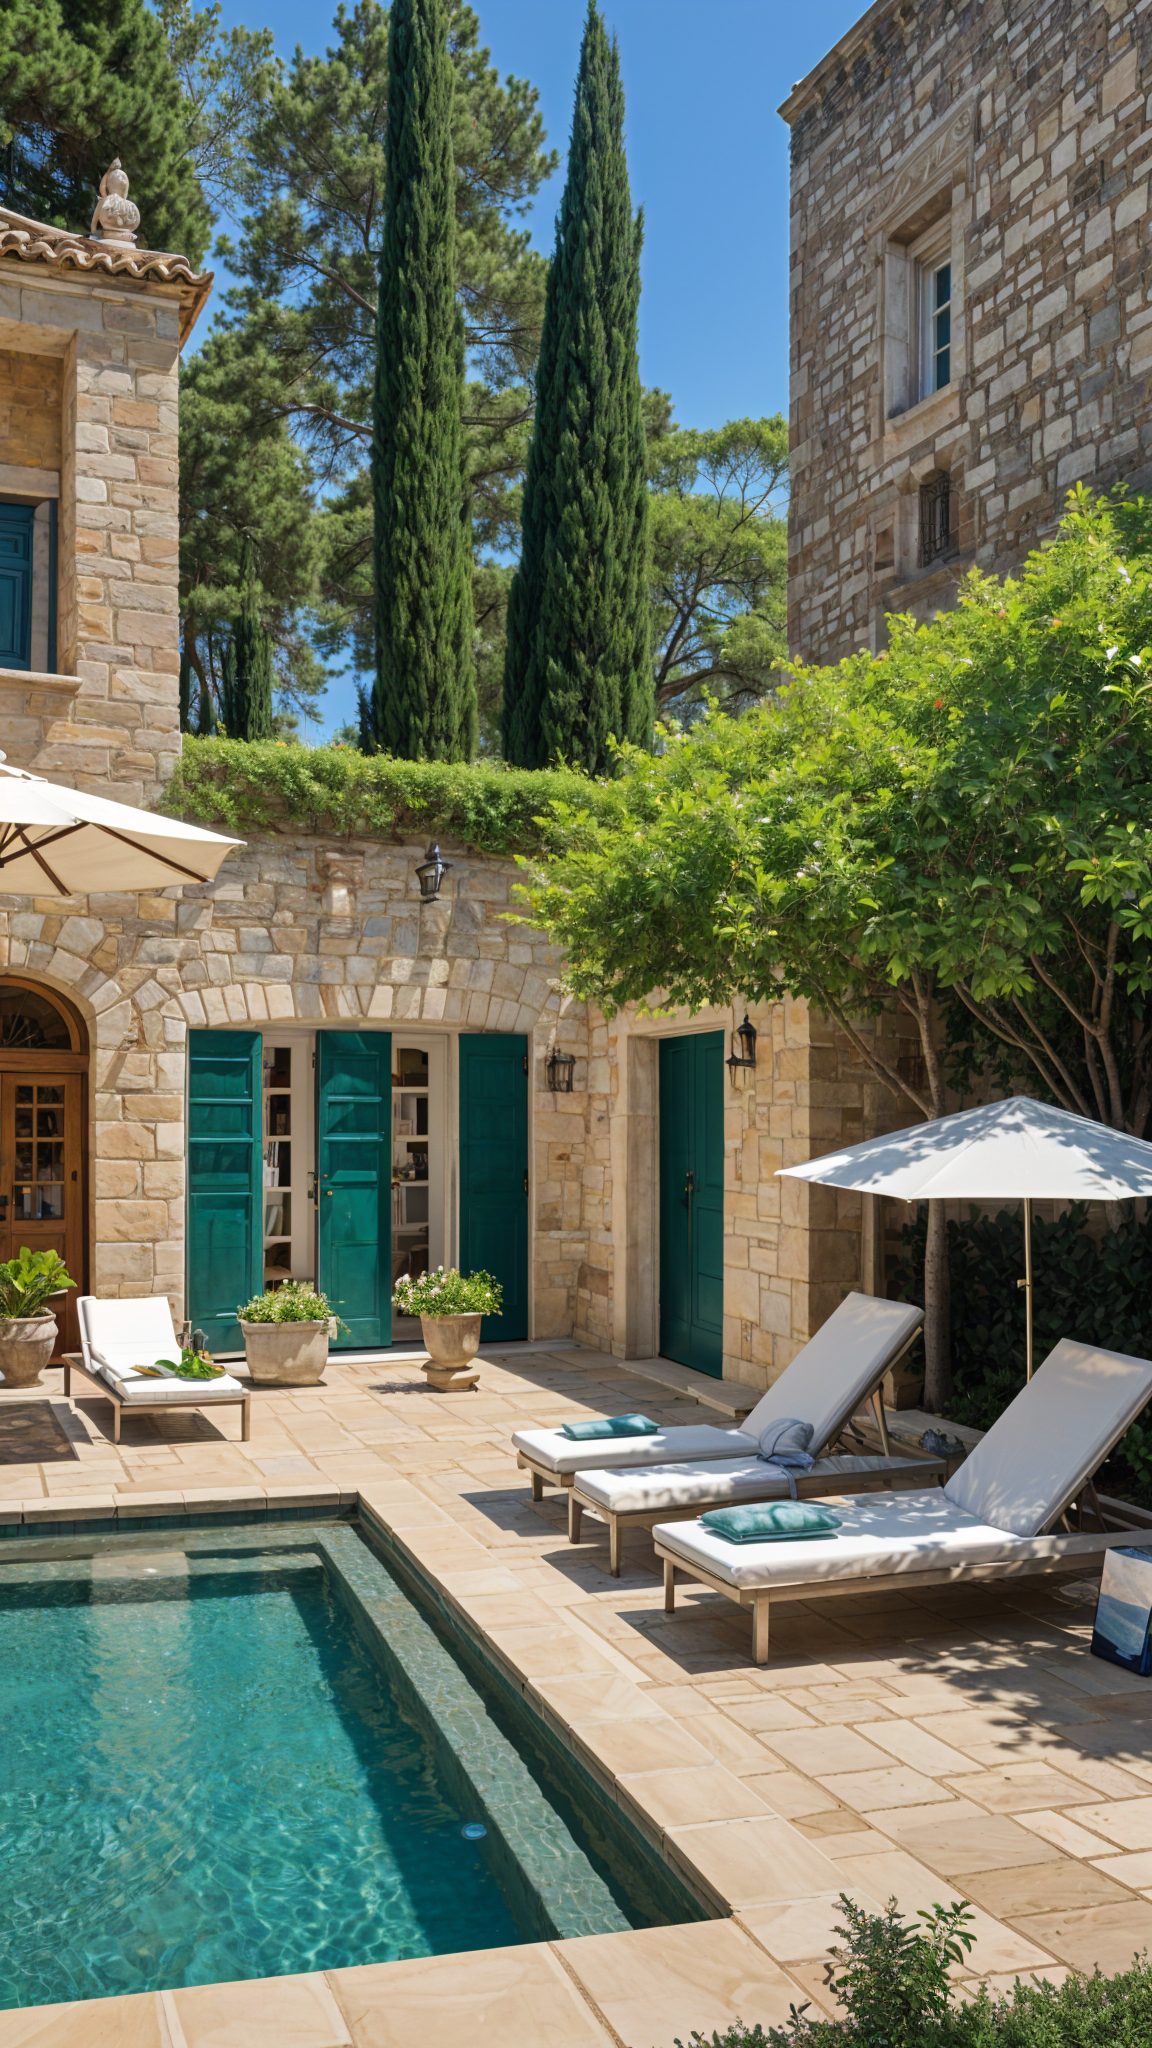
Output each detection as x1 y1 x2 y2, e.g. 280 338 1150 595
178 643 192 735
371 0 476 761
232 549 275 740
501 3 652 774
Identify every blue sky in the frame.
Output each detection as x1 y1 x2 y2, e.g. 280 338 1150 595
204 0 865 736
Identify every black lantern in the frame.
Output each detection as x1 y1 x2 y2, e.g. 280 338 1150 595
546 1048 576 1093
726 1011 757 1083
415 842 451 900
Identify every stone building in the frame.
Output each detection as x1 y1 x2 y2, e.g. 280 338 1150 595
780 0 1150 663
0 168 897 1398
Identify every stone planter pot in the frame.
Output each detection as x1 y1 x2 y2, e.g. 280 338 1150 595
239 1319 330 1386
419 1312 482 1392
0 1314 58 1387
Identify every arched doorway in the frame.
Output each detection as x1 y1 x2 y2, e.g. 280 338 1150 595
0 979 88 1359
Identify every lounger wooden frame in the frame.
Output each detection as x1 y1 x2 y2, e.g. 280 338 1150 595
656 1480 1139 1665
570 1447 948 1577
63 1352 251 1445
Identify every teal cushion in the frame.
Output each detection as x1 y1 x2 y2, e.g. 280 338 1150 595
560 1414 659 1441
701 1502 842 1544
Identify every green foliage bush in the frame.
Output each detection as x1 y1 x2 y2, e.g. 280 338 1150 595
672 1893 1152 2045
237 1282 335 1325
163 737 617 855
0 1247 76 1319
894 1203 1152 1495
392 1266 503 1317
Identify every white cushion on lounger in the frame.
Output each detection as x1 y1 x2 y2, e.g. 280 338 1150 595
93 1356 245 1403
655 1489 1113 1592
513 1421 750 1476
575 1452 941 1516
943 1338 1152 1537
78 1295 244 1404
513 1292 924 1477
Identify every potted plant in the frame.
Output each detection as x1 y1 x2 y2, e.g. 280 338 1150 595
392 1267 503 1391
0 1247 76 1387
236 1282 342 1386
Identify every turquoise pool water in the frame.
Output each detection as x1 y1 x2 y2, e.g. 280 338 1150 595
0 1523 690 2009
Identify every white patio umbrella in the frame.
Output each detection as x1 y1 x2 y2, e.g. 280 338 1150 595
0 758 242 895
778 1095 1152 1378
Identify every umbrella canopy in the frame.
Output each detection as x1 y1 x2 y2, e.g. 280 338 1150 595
776 1096 1152 1203
777 1096 1152 1380
0 759 242 896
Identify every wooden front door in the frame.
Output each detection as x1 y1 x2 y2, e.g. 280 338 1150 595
0 1071 84 1357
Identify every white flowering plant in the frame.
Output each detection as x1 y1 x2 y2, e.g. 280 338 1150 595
392 1266 503 1318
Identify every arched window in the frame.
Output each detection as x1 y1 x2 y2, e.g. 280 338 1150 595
0 983 76 1052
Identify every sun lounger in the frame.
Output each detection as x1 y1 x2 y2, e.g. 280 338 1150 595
512 1292 924 1500
64 1296 250 1444
654 1337 1152 1662
568 1446 947 1576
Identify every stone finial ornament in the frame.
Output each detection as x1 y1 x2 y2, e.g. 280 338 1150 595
90 159 140 246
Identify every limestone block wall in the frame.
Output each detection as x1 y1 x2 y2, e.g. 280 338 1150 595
0 348 62 478
782 0 1151 665
0 268 183 803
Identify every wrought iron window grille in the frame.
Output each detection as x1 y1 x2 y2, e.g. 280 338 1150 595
918 475 952 567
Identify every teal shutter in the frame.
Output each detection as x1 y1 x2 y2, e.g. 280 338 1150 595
0 504 34 671
659 1032 724 1377
187 1030 262 1354
459 1034 528 1342
317 1031 391 1348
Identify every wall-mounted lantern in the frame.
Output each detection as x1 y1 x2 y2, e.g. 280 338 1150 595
415 842 451 900
546 1048 576 1093
726 1012 758 1083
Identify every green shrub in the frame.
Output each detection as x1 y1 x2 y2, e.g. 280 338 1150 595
894 1203 1152 1498
0 1246 76 1319
671 1893 1152 2045
237 1282 336 1325
392 1266 503 1317
162 737 619 855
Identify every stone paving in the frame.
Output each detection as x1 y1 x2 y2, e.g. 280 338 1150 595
3 1344 1152 2047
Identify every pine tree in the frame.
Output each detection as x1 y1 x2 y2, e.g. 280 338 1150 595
501 3 652 773
370 0 476 761
232 549 275 740
0 0 210 263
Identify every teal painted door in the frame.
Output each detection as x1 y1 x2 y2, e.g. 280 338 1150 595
0 504 34 672
187 1031 262 1355
659 1032 724 1376
317 1032 391 1348
459 1034 528 1342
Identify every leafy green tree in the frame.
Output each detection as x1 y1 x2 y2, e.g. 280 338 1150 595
371 0 476 759
649 417 788 718
229 545 275 741
502 2 651 773
520 491 1152 1407
0 0 210 261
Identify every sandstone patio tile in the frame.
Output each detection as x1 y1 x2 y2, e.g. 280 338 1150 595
1015 1807 1119 1858
329 1943 612 2048
0 1991 161 2045
852 1719 974 1776
479 1624 620 1680
678 1713 789 1775
555 1918 805 2046
943 1764 1105 1813
817 1848 1056 1975
570 1713 717 1778
820 1766 956 1811
958 1859 1132 1917
1073 1797 1152 1849
617 1764 774 1831
720 1696 822 1734
739 1770 841 1818
759 1727 897 1776
163 1970 352 2046
1091 1850 1152 1887
531 1672 667 1728
1008 1901 1152 1975
737 1889 882 1963
798 1822 895 1855
664 1816 844 1912
875 1811 1067 1876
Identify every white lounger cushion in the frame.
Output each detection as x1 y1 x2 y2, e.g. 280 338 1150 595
78 1295 244 1403
513 1292 924 1477
575 1452 943 1516
656 1489 1117 1592
943 1338 1152 1537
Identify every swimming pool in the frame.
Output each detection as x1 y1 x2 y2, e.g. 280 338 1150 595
0 1518 699 2008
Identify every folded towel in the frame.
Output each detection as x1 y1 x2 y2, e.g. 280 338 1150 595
757 1416 816 1499
702 1501 841 1544
560 1414 659 1441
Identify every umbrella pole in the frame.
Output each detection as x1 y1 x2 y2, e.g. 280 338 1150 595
1019 1198 1034 1381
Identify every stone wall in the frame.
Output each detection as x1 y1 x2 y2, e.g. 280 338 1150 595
782 0 1150 665
0 348 62 478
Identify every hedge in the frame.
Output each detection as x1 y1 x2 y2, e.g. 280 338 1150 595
161 737 618 856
